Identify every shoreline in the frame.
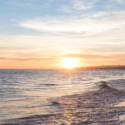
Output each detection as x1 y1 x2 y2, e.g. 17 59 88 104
3 82 125 125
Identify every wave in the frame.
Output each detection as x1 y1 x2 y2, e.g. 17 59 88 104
49 81 125 107
3 81 125 125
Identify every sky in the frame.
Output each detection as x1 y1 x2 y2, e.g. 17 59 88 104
0 0 125 69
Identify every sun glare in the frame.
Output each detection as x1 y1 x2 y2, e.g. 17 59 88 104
62 57 78 69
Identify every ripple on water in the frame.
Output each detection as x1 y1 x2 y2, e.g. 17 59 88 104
3 82 125 125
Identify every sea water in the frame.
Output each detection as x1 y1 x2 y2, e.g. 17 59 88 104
1 69 125 124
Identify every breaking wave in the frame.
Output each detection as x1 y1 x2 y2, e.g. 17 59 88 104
49 81 125 108
3 80 125 125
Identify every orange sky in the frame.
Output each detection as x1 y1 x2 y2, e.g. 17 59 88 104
0 53 125 69
0 36 125 69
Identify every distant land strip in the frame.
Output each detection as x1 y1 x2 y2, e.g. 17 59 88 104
74 65 125 70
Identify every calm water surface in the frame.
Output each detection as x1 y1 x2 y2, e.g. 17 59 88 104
0 69 125 124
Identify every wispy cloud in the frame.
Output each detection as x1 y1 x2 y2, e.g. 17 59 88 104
72 0 97 10
0 57 56 61
58 0 98 13
114 0 125 4
19 10 125 37
64 54 125 60
0 34 125 68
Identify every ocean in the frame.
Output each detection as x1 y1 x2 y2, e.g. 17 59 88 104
1 69 125 125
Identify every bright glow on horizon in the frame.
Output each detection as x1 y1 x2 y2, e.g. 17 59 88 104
62 57 78 69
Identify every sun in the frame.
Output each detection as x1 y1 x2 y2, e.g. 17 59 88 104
62 57 78 69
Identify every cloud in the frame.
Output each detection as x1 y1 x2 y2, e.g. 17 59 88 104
72 0 97 10
57 5 74 12
58 0 98 12
64 54 125 59
2 6 125 63
1 29 125 60
114 0 125 4
1 52 125 63
57 0 125 15
0 56 56 61
19 11 125 36
64 54 110 59
1 34 125 67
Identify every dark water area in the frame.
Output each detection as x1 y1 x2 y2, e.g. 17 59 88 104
1 69 125 124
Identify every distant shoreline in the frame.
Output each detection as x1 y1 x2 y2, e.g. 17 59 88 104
75 65 125 70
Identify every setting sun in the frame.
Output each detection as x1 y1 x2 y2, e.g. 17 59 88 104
62 57 78 69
